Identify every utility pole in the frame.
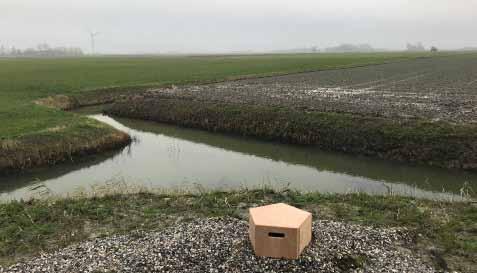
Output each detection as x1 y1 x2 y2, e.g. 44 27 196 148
90 32 100 55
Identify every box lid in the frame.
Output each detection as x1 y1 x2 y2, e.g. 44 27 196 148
250 203 311 229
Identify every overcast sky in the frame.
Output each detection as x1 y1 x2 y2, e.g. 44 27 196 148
1 0 476 54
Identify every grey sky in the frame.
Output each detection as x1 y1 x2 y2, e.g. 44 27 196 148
1 0 476 53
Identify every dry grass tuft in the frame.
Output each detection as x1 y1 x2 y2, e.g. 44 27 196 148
34 95 79 110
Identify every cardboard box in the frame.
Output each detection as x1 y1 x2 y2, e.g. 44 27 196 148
249 203 312 259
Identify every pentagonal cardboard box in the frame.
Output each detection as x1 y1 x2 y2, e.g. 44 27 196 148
249 203 312 259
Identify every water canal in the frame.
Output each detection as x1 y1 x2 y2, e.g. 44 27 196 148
1 107 475 201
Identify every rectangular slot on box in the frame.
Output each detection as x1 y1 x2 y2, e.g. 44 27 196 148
268 232 285 238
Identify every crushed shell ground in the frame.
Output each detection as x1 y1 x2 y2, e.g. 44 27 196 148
1 217 439 273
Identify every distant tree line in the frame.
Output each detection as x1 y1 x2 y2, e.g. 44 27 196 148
406 42 426 52
324 44 376 53
406 43 440 52
313 43 438 53
0 43 84 57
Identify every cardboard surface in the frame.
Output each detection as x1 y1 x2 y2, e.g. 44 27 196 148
249 203 312 259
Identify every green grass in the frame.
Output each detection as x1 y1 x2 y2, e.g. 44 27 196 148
0 190 475 272
0 116 130 173
0 52 439 139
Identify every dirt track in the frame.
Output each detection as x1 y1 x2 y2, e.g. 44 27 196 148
145 54 477 123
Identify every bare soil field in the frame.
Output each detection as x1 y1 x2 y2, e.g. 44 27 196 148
145 54 477 123
106 54 477 169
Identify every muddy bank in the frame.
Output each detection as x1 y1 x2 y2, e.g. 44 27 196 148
0 121 131 174
106 98 477 170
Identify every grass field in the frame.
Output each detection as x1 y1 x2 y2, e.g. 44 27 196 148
0 52 436 139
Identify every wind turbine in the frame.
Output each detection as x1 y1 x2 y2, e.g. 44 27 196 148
89 31 100 55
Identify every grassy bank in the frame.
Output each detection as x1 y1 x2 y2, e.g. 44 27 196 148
0 189 475 272
0 116 131 173
106 98 477 170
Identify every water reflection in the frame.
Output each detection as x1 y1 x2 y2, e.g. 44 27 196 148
119 117 476 195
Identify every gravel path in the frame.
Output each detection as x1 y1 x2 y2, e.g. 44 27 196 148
1 217 437 273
